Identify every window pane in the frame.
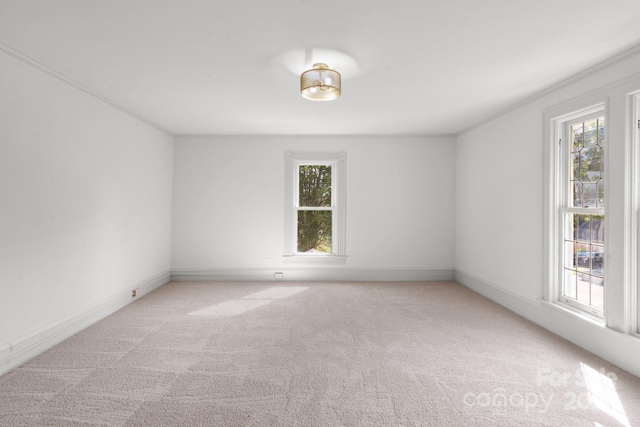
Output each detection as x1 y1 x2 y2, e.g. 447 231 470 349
571 152 580 178
577 273 590 305
591 216 604 244
564 269 577 299
596 180 605 208
583 118 598 146
572 182 583 207
581 183 597 208
571 123 583 150
297 210 332 253
591 277 604 310
299 165 331 207
591 245 604 271
579 146 601 182
576 247 591 271
577 214 591 242
564 241 577 270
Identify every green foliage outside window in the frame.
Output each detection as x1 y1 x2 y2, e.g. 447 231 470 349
298 165 332 253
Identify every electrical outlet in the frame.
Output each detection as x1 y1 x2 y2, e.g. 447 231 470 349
274 272 284 279
132 289 138 297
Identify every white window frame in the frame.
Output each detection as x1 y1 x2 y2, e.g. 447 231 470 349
283 151 347 264
545 102 607 319
629 91 640 336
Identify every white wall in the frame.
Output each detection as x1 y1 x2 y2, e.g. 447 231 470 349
171 135 456 280
0 50 174 372
455 46 640 377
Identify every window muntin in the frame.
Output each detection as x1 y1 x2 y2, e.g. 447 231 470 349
560 113 606 316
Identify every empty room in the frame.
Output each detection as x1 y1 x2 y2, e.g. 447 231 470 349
2 1 640 425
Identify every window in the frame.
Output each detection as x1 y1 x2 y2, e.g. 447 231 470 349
297 164 333 253
545 83 640 349
551 106 606 317
283 152 346 263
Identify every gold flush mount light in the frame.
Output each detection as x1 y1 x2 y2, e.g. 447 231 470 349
300 63 341 101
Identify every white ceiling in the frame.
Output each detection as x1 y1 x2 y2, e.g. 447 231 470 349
2 0 640 136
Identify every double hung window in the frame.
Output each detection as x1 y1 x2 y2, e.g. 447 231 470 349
284 152 346 263
297 164 333 253
546 85 640 337
555 108 606 317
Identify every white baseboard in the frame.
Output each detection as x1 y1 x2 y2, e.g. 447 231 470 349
0 270 170 376
170 268 455 282
455 269 640 379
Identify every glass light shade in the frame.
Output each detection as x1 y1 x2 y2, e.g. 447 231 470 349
300 63 341 101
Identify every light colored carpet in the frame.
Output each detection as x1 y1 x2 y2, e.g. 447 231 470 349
1 281 639 426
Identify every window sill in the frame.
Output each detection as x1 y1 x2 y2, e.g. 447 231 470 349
282 255 347 265
539 299 605 327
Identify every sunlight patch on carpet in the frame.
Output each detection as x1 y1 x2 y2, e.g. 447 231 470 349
581 363 630 427
189 286 309 316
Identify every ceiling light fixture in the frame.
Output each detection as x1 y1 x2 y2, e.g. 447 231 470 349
300 63 341 101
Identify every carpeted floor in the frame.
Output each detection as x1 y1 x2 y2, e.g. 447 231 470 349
1 281 639 426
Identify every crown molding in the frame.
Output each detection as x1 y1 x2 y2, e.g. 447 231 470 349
0 42 174 137
174 133 456 140
456 42 640 137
